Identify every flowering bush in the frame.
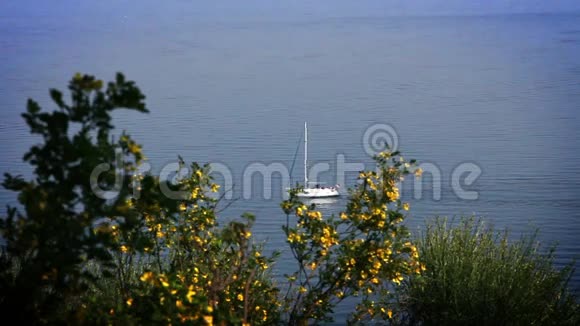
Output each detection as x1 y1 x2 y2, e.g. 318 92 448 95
280 151 423 324
0 73 281 325
104 160 281 325
0 73 424 325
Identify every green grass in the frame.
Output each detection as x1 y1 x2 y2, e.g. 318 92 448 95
398 217 580 325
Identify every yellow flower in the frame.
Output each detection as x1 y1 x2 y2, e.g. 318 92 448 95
196 170 203 178
126 298 133 307
379 151 391 158
299 286 307 293
307 210 322 220
402 203 410 211
187 285 196 303
120 245 129 253
392 273 404 285
176 300 184 309
287 231 302 244
210 184 220 192
340 212 348 220
237 293 244 301
203 315 213 325
309 261 317 270
159 274 170 287
191 188 199 199
296 206 304 216
414 168 423 177
127 142 141 155
140 271 154 283
386 187 400 201
387 309 393 319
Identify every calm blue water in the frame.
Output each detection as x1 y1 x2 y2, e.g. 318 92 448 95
1 2 580 318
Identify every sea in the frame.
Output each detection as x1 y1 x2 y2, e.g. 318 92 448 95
1 1 579 321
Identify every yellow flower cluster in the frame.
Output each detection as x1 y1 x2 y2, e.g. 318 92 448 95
414 167 423 177
295 204 307 216
385 186 400 201
392 272 404 285
210 183 220 193
317 226 338 249
377 151 391 159
191 187 200 199
279 149 423 323
307 210 322 220
287 231 304 244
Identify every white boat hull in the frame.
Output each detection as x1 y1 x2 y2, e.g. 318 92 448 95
296 187 340 198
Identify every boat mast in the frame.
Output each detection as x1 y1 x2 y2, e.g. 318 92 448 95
304 121 308 186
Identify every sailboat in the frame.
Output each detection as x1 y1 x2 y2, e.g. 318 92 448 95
296 122 340 198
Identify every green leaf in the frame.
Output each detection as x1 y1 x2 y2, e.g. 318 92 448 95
50 89 65 108
26 98 40 114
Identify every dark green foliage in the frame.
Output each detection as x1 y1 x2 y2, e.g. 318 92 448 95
0 73 149 323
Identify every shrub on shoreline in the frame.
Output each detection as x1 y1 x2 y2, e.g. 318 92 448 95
397 217 580 325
